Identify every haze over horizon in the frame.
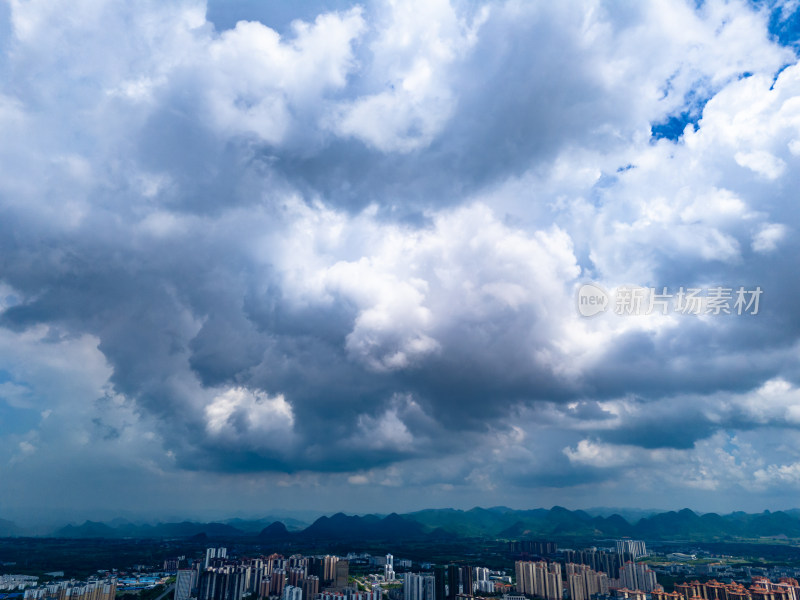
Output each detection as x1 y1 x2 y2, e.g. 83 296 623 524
2 0 800 521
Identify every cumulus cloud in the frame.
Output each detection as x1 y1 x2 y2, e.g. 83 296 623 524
564 439 638 469
205 387 295 447
752 222 788 253
1 0 800 516
330 0 488 152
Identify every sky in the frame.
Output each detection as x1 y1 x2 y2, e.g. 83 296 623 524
2 0 800 524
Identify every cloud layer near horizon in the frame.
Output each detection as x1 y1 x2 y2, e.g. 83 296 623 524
1 0 800 519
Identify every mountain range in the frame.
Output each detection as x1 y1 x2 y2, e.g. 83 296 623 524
5 506 800 541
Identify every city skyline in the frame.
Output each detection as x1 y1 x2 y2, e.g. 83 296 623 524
12 538 800 600
2 0 800 520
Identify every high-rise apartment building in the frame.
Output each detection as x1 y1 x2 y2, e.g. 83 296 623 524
433 567 446 600
324 557 339 587
565 564 609 600
460 568 474 597
289 568 307 587
334 561 349 589
660 578 800 600
271 570 287 597
23 578 117 600
562 549 627 576
175 570 194 600
476 581 495 594
404 574 436 600
302 577 320 600
447 566 459 600
205 548 228 570
619 562 657 593
385 556 395 582
508 542 558 556
282 586 303 600
515 561 562 600
198 566 246 600
615 541 647 560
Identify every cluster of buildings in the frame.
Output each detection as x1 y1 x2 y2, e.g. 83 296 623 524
617 562 659 594
514 559 652 600
175 548 376 600
661 578 800 600
21 578 117 600
561 550 640 578
591 579 800 600
401 565 503 600
14 535 800 600
1 576 39 592
177 547 511 600
396 537 800 600
341 555 411 574
511 539 800 600
385 555 395 582
565 564 610 600
3 568 167 600
515 540 659 600
653 563 800 581
177 541 661 600
515 561 563 600
615 544 647 562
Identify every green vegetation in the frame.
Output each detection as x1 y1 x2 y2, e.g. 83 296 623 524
0 537 185 580
350 577 369 592
117 580 174 600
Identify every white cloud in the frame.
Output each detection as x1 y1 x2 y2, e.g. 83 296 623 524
205 387 296 448
754 462 800 486
356 408 414 451
330 0 488 152
563 439 638 468
203 8 365 143
267 199 582 375
734 150 787 179
752 222 788 253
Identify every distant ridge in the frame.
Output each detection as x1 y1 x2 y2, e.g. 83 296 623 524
258 521 291 539
401 507 800 540
53 520 247 539
298 512 428 541
6 507 800 540
54 521 117 538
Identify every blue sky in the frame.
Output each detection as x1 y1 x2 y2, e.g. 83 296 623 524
2 0 800 523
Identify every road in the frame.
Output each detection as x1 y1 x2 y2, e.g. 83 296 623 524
152 584 175 600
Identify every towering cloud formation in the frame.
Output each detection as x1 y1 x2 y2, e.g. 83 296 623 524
0 0 799 517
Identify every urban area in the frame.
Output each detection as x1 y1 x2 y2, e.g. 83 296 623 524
3 539 800 600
